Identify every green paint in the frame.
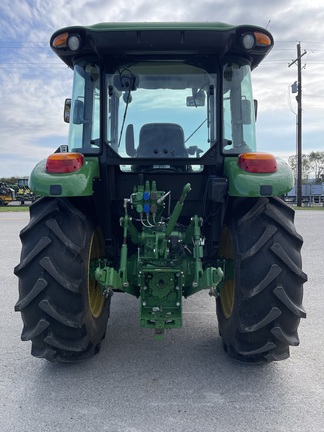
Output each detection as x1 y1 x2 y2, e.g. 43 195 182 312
29 157 100 197
224 157 294 197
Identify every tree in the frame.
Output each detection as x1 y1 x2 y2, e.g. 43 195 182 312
287 154 311 182
309 151 324 183
0 177 20 185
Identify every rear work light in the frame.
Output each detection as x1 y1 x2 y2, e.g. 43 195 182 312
241 31 272 50
238 153 277 173
52 32 82 51
46 153 84 173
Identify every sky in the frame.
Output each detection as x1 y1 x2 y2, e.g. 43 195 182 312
1 0 324 177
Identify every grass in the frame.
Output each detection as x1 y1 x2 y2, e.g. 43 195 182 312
294 206 324 210
0 205 30 212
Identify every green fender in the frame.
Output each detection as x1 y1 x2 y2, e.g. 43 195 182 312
29 157 100 197
224 156 294 197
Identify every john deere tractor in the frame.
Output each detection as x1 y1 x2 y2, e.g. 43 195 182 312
14 22 307 363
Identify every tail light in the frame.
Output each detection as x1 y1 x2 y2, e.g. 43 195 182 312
46 153 84 173
238 153 277 173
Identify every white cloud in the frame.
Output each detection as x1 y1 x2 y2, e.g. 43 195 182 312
0 0 324 177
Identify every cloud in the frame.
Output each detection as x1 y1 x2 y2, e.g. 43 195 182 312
0 0 323 177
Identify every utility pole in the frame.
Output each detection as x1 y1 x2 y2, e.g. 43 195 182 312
288 43 307 207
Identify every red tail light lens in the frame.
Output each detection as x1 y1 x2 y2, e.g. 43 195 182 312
46 153 84 173
238 153 277 173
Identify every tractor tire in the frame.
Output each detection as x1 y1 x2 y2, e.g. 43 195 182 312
216 197 307 363
14 197 110 363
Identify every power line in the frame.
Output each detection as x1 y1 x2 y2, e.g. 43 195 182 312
304 93 324 98
276 40 324 45
0 41 48 45
0 62 62 65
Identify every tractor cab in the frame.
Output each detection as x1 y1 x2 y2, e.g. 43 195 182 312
63 39 260 173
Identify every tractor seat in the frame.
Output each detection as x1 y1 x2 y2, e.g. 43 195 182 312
136 123 188 158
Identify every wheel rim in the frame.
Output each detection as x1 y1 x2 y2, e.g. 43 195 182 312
88 229 105 318
219 226 235 319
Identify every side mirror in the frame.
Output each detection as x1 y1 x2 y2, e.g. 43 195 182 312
64 99 71 123
73 99 85 125
241 99 251 124
126 124 135 156
254 99 258 121
186 90 206 107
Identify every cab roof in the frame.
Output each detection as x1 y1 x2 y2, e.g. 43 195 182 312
50 21 274 69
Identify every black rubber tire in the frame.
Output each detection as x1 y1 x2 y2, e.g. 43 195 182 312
216 197 307 363
14 197 110 363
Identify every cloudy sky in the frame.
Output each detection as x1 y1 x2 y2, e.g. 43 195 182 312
1 0 324 177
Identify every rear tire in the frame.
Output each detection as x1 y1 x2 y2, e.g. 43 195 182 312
216 197 307 363
14 197 110 363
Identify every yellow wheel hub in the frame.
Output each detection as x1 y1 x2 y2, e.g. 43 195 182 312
219 226 234 319
88 229 105 318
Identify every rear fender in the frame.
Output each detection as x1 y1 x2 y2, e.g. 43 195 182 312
224 156 293 197
29 157 100 197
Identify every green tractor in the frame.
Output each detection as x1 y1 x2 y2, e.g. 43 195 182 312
14 22 307 363
15 178 32 204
